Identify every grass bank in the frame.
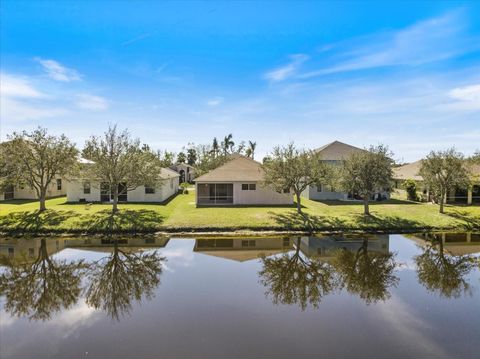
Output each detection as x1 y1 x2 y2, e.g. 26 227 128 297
1 191 479 235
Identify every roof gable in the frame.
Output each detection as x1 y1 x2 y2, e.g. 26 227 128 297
195 155 264 182
315 140 364 161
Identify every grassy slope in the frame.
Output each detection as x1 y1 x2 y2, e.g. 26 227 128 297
0 192 479 233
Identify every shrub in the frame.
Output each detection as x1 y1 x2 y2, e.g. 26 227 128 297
403 179 418 201
180 182 189 194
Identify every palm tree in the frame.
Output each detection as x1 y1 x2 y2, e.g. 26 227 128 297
247 140 257 159
211 137 219 158
222 134 234 155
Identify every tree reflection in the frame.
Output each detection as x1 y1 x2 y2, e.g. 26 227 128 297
332 239 398 304
0 239 85 321
259 238 337 310
84 239 165 320
415 238 476 298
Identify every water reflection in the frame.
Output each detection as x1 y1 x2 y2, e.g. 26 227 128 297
0 236 167 321
0 238 85 321
258 234 398 309
411 233 478 298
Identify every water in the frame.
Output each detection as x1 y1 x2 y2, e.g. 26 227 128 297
1 233 479 359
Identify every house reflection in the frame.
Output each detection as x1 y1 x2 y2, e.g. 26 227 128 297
194 237 293 262
0 237 67 264
407 232 480 256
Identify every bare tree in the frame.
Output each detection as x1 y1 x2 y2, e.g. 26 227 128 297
1 127 78 211
341 144 393 216
419 148 470 213
82 125 163 213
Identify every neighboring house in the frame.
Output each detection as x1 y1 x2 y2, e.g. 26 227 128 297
0 178 66 201
170 163 195 183
393 160 480 205
66 161 180 203
301 140 389 201
195 154 293 206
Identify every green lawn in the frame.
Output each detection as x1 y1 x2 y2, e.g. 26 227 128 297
1 192 479 234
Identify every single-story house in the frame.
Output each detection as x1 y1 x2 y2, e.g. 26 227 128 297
0 178 66 201
195 154 293 206
301 140 389 201
393 160 480 205
66 163 180 203
170 163 195 183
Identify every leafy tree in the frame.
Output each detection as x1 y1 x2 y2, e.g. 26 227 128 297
222 133 235 155
187 147 197 166
157 150 175 167
263 143 332 214
341 144 393 215
259 238 338 310
246 140 257 159
1 127 78 211
332 239 398 304
236 141 246 155
176 151 186 163
82 125 163 213
419 148 470 213
0 239 85 321
194 144 230 177
85 239 164 320
210 137 220 158
403 179 419 201
180 182 190 194
415 236 476 298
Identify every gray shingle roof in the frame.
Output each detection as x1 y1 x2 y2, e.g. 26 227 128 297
195 155 264 182
315 140 364 161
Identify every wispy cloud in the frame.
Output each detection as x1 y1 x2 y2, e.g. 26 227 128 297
75 94 109 111
298 10 478 78
207 96 224 106
0 73 45 98
264 54 309 82
35 57 81 82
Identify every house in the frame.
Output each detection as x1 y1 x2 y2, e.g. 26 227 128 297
301 140 389 201
195 154 293 206
170 163 195 183
66 161 180 203
0 178 66 201
393 160 480 204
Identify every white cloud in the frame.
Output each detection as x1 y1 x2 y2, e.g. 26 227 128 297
35 57 81 82
0 97 68 122
207 96 224 106
449 84 480 102
264 54 309 82
299 10 478 78
75 94 109 111
0 73 45 98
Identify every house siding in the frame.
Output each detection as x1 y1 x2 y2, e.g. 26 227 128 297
0 179 66 201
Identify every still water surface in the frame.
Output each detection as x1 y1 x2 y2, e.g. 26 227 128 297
1 233 479 359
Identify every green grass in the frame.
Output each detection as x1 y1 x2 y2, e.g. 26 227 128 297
1 192 479 234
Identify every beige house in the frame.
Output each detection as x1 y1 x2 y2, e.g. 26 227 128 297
393 160 480 205
302 140 389 201
195 155 293 206
170 163 195 183
67 166 180 203
0 178 66 201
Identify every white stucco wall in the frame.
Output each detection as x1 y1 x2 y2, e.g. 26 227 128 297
302 185 348 201
66 177 179 203
0 178 66 200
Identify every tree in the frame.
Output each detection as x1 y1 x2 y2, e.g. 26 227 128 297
222 133 235 155
341 144 393 216
85 239 164 320
0 239 85 321
403 179 418 201
176 151 186 163
1 127 78 211
82 125 163 213
419 148 470 213
259 238 337 310
246 140 257 159
187 147 197 166
156 150 175 167
211 137 220 158
415 235 476 298
263 143 332 214
332 238 398 304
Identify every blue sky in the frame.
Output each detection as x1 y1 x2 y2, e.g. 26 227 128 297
1 1 479 162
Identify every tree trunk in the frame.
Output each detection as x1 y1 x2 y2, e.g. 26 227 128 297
439 192 445 214
112 184 119 214
363 196 370 216
295 191 302 214
39 189 47 212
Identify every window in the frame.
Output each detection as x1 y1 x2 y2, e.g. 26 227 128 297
170 179 173 189
317 184 322 192
8 248 14 257
28 248 35 257
283 238 291 247
83 181 91 194
145 185 155 194
56 179 62 190
242 184 249 190
242 239 256 247
242 183 256 191
283 188 290 193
